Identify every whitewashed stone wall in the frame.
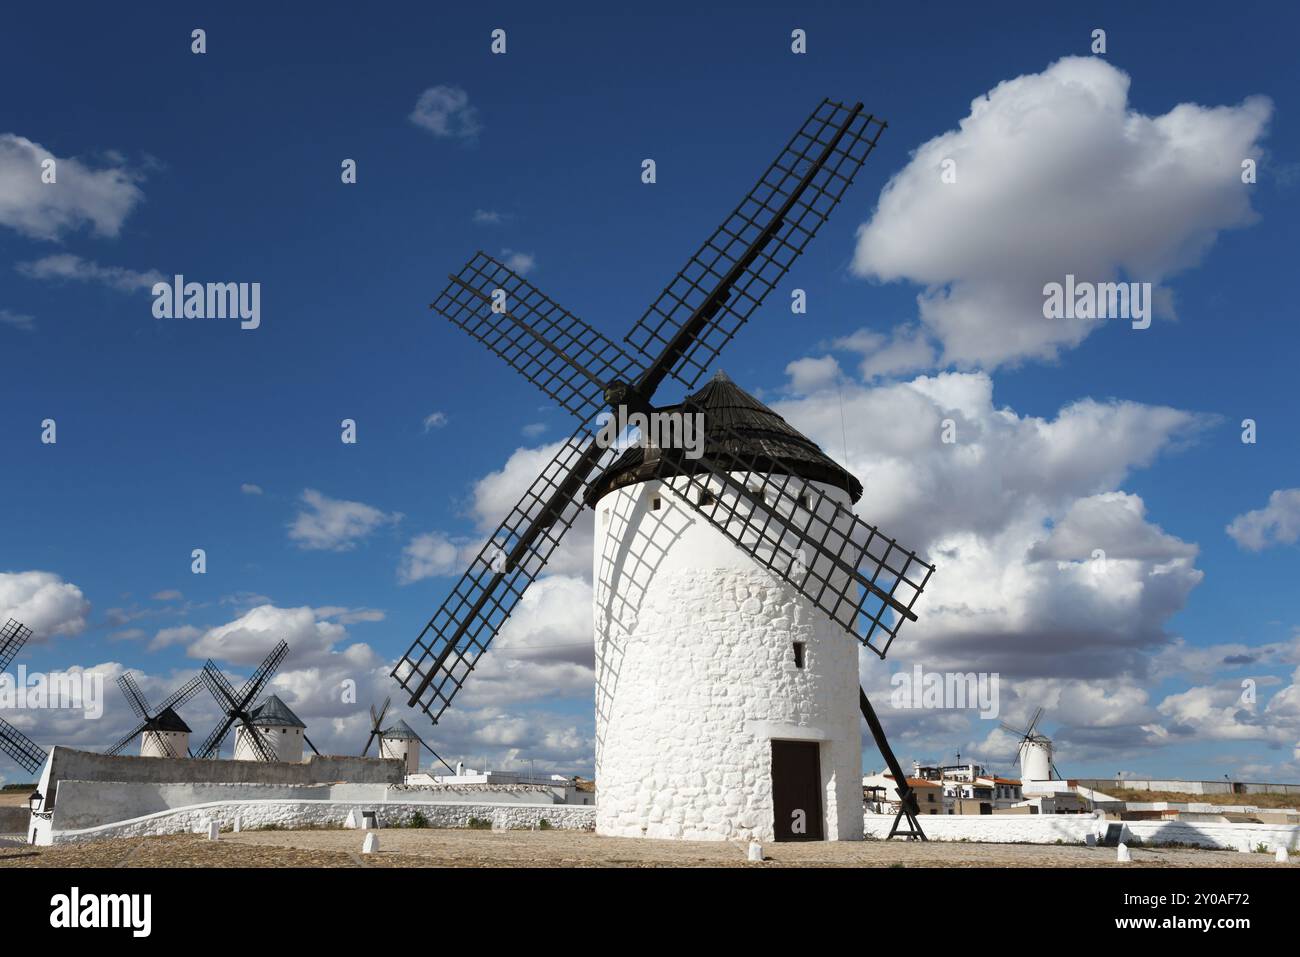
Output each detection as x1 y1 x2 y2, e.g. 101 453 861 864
863 812 1300 850
43 800 596 845
594 477 861 842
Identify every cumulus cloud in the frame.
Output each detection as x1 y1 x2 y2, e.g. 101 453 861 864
240 483 263 495
422 411 448 432
1226 488 1300 551
409 85 481 140
852 56 1270 370
16 253 163 292
288 489 402 552
398 531 463 584
0 570 90 639
0 134 146 240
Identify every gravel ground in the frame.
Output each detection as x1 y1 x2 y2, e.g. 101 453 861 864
1 829 1292 868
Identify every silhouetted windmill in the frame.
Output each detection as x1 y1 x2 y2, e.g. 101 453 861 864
392 99 936 840
0 618 47 776
106 672 203 758
195 641 288 761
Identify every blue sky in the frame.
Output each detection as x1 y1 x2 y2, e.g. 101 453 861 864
2 1 1298 784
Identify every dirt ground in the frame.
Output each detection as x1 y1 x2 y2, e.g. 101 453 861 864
0 828 1292 868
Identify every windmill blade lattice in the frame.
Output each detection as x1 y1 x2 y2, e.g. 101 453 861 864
0 714 45 776
646 402 934 657
394 426 617 721
0 618 33 675
362 696 390 756
624 99 885 392
432 253 646 425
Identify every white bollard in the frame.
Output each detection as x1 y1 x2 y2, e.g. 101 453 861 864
363 832 379 855
747 841 763 863
233 816 241 833
206 821 220 841
1276 845 1290 864
344 809 360 829
1116 842 1131 862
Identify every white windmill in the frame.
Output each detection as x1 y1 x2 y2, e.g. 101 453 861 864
392 99 937 843
1002 708 1060 782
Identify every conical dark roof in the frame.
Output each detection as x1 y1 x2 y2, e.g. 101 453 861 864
144 705 191 734
381 719 421 741
248 694 306 728
585 370 862 505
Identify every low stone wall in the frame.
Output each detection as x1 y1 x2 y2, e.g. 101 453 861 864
36 747 404 818
864 812 1300 850
1075 778 1300 797
1123 818 1300 852
865 813 1099 844
43 800 597 845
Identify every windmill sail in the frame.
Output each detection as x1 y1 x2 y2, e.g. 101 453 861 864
0 714 45 776
196 642 289 760
394 98 909 732
624 99 886 392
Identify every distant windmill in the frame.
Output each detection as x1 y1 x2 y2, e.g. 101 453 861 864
106 672 203 758
195 641 288 761
1002 707 1061 782
0 618 47 776
362 696 454 774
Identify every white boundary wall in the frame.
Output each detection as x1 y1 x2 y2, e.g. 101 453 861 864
864 812 1300 851
37 799 597 845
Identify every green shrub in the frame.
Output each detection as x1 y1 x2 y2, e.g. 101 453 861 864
538 819 553 830
408 810 429 828
467 816 493 830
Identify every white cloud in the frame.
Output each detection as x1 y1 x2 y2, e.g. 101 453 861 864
833 326 937 381
852 56 1271 370
473 209 506 224
784 355 841 393
398 531 463 584
149 624 200 652
773 371 1210 689
422 411 448 432
0 134 145 240
17 253 163 292
288 489 402 552
151 590 183 602
1226 488 1300 551
0 308 34 331
240 483 263 496
0 571 90 639
521 422 547 439
409 85 481 140
501 249 536 275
